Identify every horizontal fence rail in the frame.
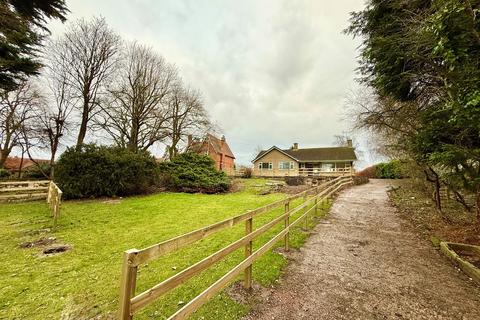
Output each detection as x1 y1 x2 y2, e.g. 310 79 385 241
0 180 50 201
119 176 353 319
0 180 63 226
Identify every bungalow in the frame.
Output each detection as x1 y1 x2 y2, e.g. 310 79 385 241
188 133 236 175
252 141 357 177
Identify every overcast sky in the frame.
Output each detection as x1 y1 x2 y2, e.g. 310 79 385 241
47 0 372 167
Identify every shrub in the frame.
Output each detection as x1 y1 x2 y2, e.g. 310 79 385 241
158 152 230 193
356 165 376 178
375 160 404 179
242 167 253 178
23 163 51 179
352 176 369 185
55 144 159 199
0 169 10 179
356 160 405 179
285 176 305 186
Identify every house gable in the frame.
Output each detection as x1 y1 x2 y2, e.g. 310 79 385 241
252 146 299 164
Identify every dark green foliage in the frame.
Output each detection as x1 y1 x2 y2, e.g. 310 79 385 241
0 0 68 91
375 160 404 179
55 144 159 199
0 168 10 179
158 152 230 193
348 0 480 218
23 163 51 179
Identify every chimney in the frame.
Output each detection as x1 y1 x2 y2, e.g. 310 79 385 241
292 143 298 150
187 134 193 146
221 135 226 142
347 139 353 148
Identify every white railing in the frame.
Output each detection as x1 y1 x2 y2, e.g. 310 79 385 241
298 167 353 176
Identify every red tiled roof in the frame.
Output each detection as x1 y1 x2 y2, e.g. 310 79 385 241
206 134 235 159
189 134 235 159
4 157 49 172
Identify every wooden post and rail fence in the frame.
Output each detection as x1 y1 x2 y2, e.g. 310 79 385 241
47 181 63 227
0 180 62 225
119 175 354 320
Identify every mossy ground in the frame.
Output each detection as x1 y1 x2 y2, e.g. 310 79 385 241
0 178 331 319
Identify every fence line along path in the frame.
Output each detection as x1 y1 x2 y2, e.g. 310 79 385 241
119 175 354 320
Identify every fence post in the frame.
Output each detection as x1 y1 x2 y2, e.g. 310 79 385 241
284 201 290 251
47 181 52 206
303 192 308 230
119 250 139 320
244 217 253 290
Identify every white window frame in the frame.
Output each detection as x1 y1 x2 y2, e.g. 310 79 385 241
278 161 294 170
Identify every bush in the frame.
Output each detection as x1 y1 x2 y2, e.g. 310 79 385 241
375 160 404 179
55 144 159 199
23 163 51 179
356 160 405 179
356 165 376 178
0 168 10 179
158 152 230 193
285 176 305 186
352 176 369 185
242 167 252 178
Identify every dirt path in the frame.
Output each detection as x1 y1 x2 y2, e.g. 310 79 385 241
245 180 480 320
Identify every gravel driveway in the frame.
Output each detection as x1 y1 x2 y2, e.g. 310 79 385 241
245 179 480 319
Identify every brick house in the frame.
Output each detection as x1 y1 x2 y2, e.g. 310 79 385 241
188 134 236 174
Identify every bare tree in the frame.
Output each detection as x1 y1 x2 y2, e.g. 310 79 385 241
48 17 120 147
32 64 76 178
0 82 40 168
165 83 211 159
97 42 177 151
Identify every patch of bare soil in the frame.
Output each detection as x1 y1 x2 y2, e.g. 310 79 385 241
244 179 480 320
101 199 122 204
390 180 480 246
229 180 245 193
19 236 56 248
40 244 72 257
279 184 311 195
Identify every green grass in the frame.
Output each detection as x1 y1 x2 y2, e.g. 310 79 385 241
0 179 331 319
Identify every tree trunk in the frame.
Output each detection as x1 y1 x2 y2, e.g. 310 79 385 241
76 103 89 148
424 168 442 211
18 150 25 178
434 177 442 211
128 119 139 152
50 144 57 180
0 150 7 169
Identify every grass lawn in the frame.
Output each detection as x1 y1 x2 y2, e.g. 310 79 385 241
0 179 331 319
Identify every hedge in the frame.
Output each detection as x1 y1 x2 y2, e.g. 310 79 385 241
55 144 159 199
158 152 230 193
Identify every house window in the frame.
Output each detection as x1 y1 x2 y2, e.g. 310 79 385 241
258 162 272 170
279 161 294 170
321 163 334 172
